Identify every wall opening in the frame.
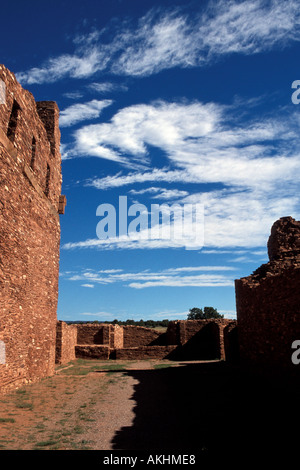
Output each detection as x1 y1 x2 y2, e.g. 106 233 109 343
7 100 21 142
30 136 36 169
44 163 50 196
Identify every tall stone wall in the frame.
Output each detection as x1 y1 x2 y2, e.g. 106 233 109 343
55 321 77 365
235 217 300 372
0 65 64 391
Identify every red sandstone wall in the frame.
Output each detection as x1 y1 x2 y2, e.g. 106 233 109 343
123 326 163 347
76 324 112 345
166 319 236 360
236 266 300 370
55 321 77 365
235 217 300 372
115 346 177 360
75 345 110 360
110 324 124 349
63 321 237 363
0 65 63 392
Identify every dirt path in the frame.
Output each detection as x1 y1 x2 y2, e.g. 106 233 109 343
0 358 298 452
0 359 165 450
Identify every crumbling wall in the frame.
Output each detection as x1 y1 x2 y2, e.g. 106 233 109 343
55 321 77 365
166 319 236 360
0 65 64 392
235 216 300 371
58 320 237 362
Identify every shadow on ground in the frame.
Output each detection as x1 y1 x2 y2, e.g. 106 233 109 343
111 361 300 453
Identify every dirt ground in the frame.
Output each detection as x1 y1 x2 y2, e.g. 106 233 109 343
0 358 299 453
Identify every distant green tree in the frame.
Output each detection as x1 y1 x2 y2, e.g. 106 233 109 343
187 308 204 320
187 307 223 320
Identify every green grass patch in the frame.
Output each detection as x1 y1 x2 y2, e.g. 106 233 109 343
0 417 15 423
58 359 130 376
153 363 174 369
34 440 59 448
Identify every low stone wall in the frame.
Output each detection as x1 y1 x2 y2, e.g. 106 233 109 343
75 345 110 360
55 320 238 363
115 345 177 360
55 321 77 365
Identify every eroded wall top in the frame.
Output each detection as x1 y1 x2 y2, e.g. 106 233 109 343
0 64 62 210
239 216 300 285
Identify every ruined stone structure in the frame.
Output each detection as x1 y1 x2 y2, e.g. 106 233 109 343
56 319 237 362
0 65 66 391
55 321 77 365
5 64 291 397
235 216 300 372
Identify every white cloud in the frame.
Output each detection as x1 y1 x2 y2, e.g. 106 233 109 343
61 96 300 250
75 99 300 187
129 187 189 200
59 99 113 127
81 283 95 288
112 0 300 76
73 100 220 166
16 0 300 84
218 310 237 319
79 311 117 320
128 275 233 289
87 168 186 189
16 47 108 84
63 91 84 100
88 82 128 94
62 266 237 289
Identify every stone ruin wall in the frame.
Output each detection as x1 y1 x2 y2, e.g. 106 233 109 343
55 321 77 365
56 319 237 363
0 65 244 393
235 216 300 372
0 65 65 392
165 319 237 361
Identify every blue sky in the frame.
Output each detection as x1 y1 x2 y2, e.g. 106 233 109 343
2 0 300 322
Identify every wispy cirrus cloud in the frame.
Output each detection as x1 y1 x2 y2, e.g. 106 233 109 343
59 99 113 127
62 265 236 289
16 0 300 84
16 47 108 85
62 96 300 250
129 187 189 200
87 81 128 94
